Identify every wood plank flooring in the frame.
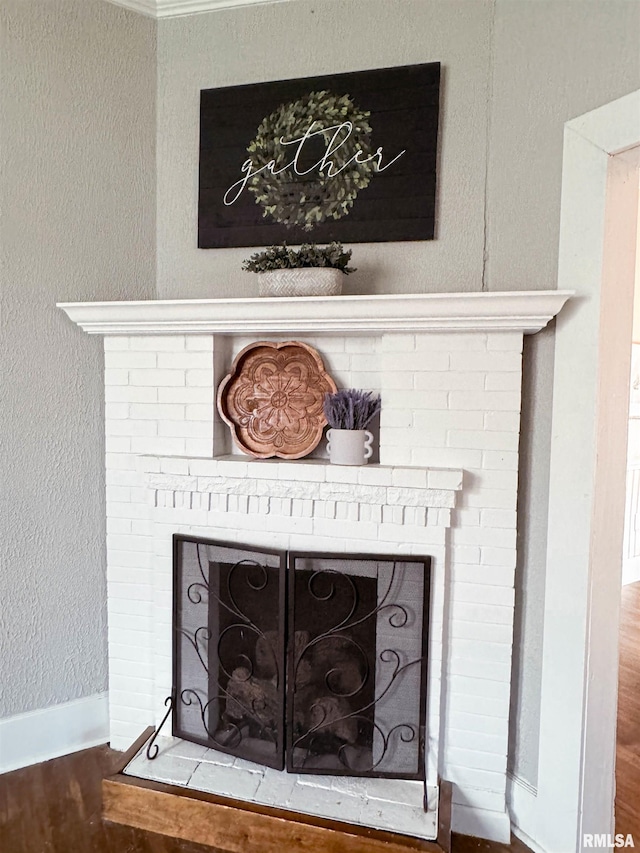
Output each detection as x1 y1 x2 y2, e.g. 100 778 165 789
0 744 531 853
616 580 640 838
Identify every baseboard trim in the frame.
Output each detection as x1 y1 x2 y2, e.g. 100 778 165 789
507 771 546 852
0 692 109 774
451 803 511 844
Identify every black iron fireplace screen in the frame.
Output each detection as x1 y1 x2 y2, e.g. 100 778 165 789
172 535 430 781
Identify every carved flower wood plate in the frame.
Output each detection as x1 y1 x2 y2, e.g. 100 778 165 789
217 341 337 459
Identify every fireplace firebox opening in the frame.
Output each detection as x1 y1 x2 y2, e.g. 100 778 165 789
171 535 431 785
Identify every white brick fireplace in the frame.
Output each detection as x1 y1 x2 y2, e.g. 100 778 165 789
59 291 570 843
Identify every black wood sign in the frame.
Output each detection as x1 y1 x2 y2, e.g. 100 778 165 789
198 62 440 249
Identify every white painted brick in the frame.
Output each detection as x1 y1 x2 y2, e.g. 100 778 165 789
482 450 519 471
462 489 517 511
444 765 506 794
106 418 157 437
414 410 484 431
129 403 184 420
107 517 132 534
107 533 150 552
486 332 523 352
185 404 214 421
130 369 185 387
481 547 517 568
447 430 520 453
106 485 130 503
381 371 414 390
106 385 157 404
449 391 520 412
415 332 487 352
157 352 212 370
453 527 517 550
357 466 392 486
132 437 186 456
105 436 131 453
159 458 189 475
108 502 149 520
480 509 517 529
383 351 448 373
186 438 213 456
186 336 214 351
411 448 483 470
450 637 512 663
159 387 214 404
386 427 447 447
380 333 415 352
449 351 521 373
105 368 129 385
105 402 129 420
159 420 212 439
380 409 413 428
451 601 513 626
449 693 509 720
454 508 480 526
325 466 359 484
347 371 380 389
448 711 509 739
446 729 507 755
278 463 325 483
387 389 449 410
415 372 485 392
485 372 522 391
391 468 427 488
129 335 186 351
186 369 213 386
104 336 130 351
106 351 155 369
452 564 515 587
450 619 513 644
188 459 218 476
483 411 521 432
446 746 507 775
106 452 137 471
427 468 464 490
379 447 412 466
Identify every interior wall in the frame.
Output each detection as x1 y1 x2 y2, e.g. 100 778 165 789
155 0 640 791
0 0 156 717
156 0 493 299
488 0 640 786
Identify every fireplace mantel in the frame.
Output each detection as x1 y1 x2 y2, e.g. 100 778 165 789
58 290 572 336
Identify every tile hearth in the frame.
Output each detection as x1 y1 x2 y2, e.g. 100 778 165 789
125 734 439 839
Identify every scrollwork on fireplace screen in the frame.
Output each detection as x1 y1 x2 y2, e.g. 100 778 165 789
172 535 430 782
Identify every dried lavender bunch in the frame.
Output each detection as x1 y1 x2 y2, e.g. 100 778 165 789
323 389 381 430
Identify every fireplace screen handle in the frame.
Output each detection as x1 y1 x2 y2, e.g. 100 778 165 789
146 694 175 760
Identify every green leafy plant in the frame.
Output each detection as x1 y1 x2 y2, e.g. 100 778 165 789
242 242 356 275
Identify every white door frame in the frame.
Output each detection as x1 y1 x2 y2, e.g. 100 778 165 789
511 91 640 852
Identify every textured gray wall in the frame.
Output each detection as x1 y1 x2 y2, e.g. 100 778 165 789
0 0 156 717
154 0 640 788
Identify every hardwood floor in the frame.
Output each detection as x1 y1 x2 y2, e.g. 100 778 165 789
616 580 640 838
0 744 531 853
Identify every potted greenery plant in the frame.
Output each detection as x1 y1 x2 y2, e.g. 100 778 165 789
323 389 381 466
242 242 356 297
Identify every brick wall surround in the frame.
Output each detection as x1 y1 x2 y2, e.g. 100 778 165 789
60 291 571 843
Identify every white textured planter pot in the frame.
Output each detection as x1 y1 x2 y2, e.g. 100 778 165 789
326 429 373 466
258 268 343 298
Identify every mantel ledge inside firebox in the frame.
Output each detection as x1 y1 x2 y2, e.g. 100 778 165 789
58 289 573 336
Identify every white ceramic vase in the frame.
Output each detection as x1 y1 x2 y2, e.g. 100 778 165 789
326 429 373 466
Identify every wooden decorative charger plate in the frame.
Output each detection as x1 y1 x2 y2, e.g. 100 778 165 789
217 341 337 460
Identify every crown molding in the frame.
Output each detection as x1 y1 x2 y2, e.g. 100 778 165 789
105 0 290 18
58 291 573 336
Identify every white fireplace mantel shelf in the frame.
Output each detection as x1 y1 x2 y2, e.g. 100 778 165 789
58 290 573 336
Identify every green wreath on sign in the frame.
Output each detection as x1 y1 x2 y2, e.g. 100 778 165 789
246 90 374 231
